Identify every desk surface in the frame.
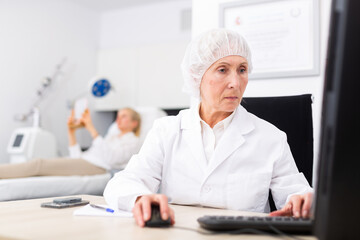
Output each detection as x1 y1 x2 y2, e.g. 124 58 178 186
0 195 317 240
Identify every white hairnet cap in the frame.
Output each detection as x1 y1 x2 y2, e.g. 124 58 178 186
181 28 252 99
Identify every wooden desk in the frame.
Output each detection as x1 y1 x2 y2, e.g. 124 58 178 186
0 195 317 240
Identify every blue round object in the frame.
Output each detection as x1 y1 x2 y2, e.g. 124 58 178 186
91 79 111 97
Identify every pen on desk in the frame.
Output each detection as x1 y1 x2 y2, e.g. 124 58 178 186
90 204 115 213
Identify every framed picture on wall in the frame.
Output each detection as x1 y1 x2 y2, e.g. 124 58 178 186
219 0 320 79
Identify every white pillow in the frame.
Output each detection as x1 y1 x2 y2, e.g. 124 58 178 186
105 107 167 144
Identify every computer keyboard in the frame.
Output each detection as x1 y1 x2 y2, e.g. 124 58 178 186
197 215 313 234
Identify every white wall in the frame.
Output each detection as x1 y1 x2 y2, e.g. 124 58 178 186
94 0 192 110
0 0 330 169
192 0 332 179
0 0 100 162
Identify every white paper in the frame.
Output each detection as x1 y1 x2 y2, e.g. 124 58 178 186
73 204 133 217
74 97 88 120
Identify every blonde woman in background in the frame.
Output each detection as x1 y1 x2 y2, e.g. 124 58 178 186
0 107 141 178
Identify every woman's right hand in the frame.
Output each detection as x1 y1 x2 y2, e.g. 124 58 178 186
132 194 175 227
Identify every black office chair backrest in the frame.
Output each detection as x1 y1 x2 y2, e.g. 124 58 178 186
241 94 314 210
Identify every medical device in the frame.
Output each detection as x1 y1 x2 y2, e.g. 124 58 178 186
90 77 112 97
7 127 57 164
7 59 66 163
66 76 113 111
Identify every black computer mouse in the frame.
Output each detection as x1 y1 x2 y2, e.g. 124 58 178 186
144 204 171 227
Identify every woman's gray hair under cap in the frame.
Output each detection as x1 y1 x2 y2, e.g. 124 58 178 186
181 28 253 99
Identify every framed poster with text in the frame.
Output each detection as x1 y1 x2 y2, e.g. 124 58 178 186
219 0 320 79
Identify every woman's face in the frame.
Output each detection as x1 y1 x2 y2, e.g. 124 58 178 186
116 109 137 132
200 55 249 114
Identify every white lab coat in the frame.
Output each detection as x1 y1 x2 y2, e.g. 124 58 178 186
69 132 140 170
104 105 312 212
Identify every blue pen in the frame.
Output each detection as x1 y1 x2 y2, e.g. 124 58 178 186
90 204 114 213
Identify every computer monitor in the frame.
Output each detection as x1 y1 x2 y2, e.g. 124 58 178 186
314 0 360 239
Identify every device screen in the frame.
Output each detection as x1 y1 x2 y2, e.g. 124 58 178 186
13 134 24 147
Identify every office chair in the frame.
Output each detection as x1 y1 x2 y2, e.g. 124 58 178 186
241 94 314 211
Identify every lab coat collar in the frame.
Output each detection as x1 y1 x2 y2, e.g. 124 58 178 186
180 104 255 177
181 104 254 136
204 105 255 179
180 104 201 131
180 106 207 173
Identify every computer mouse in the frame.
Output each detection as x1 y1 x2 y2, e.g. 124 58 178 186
144 204 171 227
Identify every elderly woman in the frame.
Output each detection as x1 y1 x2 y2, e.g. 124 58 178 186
0 107 141 178
103 29 313 227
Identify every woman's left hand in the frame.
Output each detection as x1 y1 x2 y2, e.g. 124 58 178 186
80 108 99 139
79 109 92 128
269 192 313 218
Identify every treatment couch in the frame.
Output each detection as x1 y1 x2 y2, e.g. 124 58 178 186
0 107 169 201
